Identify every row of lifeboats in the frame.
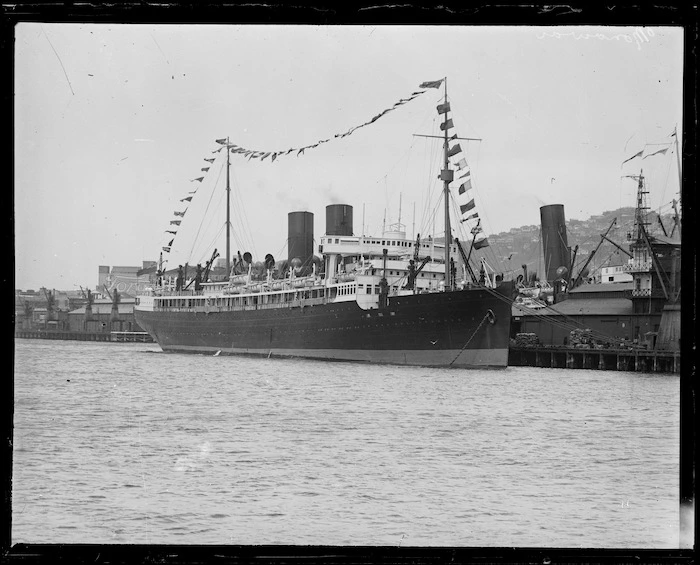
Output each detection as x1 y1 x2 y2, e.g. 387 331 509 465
222 274 322 295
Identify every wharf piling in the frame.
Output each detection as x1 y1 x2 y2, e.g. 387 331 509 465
509 345 679 373
15 330 153 343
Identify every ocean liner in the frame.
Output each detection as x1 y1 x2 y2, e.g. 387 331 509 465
134 79 514 367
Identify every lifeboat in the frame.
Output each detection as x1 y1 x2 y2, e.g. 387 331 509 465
337 273 356 282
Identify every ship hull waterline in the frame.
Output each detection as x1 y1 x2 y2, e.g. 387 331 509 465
135 282 513 369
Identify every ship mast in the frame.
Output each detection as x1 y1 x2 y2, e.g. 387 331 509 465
633 169 649 241
672 126 682 238
441 79 451 289
414 77 460 292
226 137 231 277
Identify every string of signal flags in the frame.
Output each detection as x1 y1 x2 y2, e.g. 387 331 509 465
162 79 447 255
161 79 487 252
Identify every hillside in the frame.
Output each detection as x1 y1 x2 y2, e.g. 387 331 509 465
484 206 677 283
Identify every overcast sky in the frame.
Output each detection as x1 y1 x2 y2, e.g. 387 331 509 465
14 24 683 291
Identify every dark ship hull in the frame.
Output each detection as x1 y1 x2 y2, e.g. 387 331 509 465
135 282 513 368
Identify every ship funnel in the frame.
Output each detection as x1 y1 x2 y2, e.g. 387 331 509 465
540 204 569 284
325 204 353 236
288 211 314 274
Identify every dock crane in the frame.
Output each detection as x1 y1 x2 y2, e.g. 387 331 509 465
102 284 121 325
42 288 56 322
17 294 34 328
571 218 617 288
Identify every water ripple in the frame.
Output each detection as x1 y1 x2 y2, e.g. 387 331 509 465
12 340 680 548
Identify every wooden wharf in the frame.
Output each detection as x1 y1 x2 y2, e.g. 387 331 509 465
15 330 154 343
508 345 680 373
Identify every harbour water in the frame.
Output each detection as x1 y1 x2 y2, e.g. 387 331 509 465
12 339 680 548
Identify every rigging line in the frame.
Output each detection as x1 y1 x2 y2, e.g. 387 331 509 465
419 116 441 234
423 130 442 227
451 194 501 273
228 166 258 257
449 310 493 367
187 160 225 261
229 201 252 257
376 93 438 192
196 223 226 266
193 183 226 254
445 84 482 143
447 192 485 274
192 193 226 262
420 157 442 237
189 179 226 264
657 145 675 213
485 286 624 345
424 190 444 238
383 106 441 221
512 302 618 343
374 135 420 188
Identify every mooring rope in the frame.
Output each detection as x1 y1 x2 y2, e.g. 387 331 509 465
449 309 495 367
